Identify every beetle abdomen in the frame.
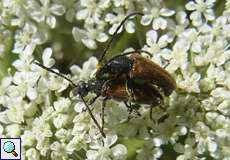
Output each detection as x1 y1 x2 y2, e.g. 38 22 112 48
102 80 162 105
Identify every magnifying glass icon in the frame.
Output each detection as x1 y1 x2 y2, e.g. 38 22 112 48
3 141 18 157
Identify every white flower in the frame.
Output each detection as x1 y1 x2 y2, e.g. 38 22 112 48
136 140 163 160
12 23 45 55
191 122 218 154
53 114 69 129
28 0 65 28
26 148 40 160
168 11 189 36
2 0 28 26
76 0 102 23
105 9 137 34
66 133 91 153
217 100 230 115
72 24 108 49
178 72 201 93
21 131 36 147
5 124 21 137
50 141 68 159
166 40 190 73
54 0 77 22
55 128 71 142
70 56 98 80
180 28 201 53
186 0 216 26
53 97 71 113
141 3 175 30
6 101 25 123
144 30 173 54
86 134 127 160
211 87 230 99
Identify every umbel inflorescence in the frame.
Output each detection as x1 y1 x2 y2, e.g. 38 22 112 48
0 0 230 159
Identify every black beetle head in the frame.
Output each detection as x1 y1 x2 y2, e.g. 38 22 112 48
73 79 105 97
73 81 88 97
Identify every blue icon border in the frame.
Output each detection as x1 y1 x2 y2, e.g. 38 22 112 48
0 138 21 160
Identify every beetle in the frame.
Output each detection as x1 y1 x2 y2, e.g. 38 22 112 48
95 13 176 96
33 12 174 138
96 51 176 96
34 62 163 138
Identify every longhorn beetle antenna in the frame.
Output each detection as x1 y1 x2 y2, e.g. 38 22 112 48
98 12 144 63
80 95 106 138
34 62 78 87
34 62 106 138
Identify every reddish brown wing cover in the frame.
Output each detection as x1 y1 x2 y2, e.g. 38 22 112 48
129 54 176 96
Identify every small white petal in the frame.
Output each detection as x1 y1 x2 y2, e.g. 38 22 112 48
82 38 97 49
204 9 215 21
104 134 117 147
50 4 65 16
74 102 85 113
72 27 85 42
31 11 45 22
76 9 89 20
191 42 202 53
26 148 40 159
160 8 175 16
86 150 98 159
153 138 163 147
190 11 202 26
146 30 158 46
96 32 108 42
112 144 127 159
24 22 37 33
208 140 218 152
27 87 37 100
217 100 230 115
42 48 52 65
46 15 56 28
185 1 197 10
125 21 135 33
65 9 75 22
153 148 163 158
158 35 169 48
211 88 230 99
153 17 167 30
141 15 153 26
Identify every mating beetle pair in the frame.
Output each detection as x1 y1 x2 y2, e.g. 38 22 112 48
35 12 176 138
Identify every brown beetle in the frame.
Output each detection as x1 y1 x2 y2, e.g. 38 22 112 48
34 12 176 138
96 52 176 96
35 62 163 137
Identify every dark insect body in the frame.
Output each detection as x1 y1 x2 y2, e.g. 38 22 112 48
96 53 176 96
34 63 163 138
34 12 176 138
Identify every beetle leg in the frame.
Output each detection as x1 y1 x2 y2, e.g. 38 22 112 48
124 101 133 122
150 106 153 120
102 97 109 135
124 101 132 114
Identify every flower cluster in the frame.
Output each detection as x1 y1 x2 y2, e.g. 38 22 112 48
1 0 230 159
